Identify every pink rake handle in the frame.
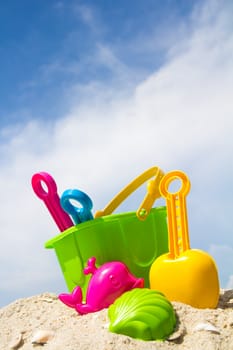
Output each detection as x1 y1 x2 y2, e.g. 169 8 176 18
31 172 74 232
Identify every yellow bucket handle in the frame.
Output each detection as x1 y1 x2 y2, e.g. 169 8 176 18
94 166 164 220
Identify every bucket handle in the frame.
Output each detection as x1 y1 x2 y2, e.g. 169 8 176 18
94 166 164 221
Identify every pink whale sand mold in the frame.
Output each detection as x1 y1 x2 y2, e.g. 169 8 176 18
59 257 144 315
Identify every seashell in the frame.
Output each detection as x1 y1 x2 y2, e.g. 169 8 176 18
9 333 23 349
193 322 220 334
108 288 176 341
41 297 54 303
31 330 55 344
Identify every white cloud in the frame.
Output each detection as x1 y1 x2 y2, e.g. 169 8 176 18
0 0 233 306
226 275 233 289
209 245 233 287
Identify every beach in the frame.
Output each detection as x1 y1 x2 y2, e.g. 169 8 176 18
0 289 232 350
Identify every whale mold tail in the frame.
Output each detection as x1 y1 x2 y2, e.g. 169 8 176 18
58 285 83 308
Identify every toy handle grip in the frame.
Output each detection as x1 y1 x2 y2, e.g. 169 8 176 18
31 172 74 232
159 170 191 258
94 166 164 220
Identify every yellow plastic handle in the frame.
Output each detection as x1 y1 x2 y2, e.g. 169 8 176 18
95 167 164 220
159 170 191 259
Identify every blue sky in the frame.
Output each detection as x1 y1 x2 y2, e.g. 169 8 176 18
0 0 233 307
0 0 194 125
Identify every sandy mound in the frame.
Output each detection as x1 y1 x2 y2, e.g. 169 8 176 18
0 289 232 350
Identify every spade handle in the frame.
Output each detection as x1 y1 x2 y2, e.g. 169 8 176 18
159 170 191 259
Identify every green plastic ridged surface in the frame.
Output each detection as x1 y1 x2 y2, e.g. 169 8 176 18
108 288 176 341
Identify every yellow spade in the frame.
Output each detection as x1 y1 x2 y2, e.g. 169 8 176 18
149 170 220 309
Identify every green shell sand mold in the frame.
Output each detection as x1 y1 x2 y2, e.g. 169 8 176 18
108 288 176 341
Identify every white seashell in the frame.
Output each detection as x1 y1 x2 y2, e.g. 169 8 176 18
31 330 55 344
9 333 23 349
41 297 54 303
193 322 220 334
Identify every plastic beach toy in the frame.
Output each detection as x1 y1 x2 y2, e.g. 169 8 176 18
31 172 73 232
95 166 164 220
108 288 176 341
60 189 93 224
59 257 144 314
45 166 169 295
149 170 220 309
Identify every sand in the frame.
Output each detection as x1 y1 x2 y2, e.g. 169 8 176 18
0 289 232 350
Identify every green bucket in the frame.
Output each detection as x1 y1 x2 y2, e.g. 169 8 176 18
44 166 169 295
45 206 168 295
